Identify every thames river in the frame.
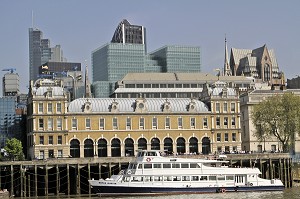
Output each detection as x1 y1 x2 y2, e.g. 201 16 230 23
13 187 300 199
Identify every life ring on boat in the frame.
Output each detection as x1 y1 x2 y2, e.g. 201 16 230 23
250 183 253 186
127 170 132 175
221 188 226 193
146 158 151 162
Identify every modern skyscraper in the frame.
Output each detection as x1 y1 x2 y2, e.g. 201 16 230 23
92 43 146 96
0 97 23 148
29 28 43 82
111 19 146 46
29 28 66 82
149 45 201 73
92 19 201 98
51 45 67 62
2 69 20 96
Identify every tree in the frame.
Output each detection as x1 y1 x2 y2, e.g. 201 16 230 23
251 92 300 153
4 138 25 161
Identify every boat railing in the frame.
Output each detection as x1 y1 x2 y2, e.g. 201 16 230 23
162 153 227 161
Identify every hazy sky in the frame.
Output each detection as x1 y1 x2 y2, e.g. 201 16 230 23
1 0 300 94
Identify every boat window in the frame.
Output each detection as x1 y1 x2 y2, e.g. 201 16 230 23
144 164 152 169
123 177 130 182
190 163 200 168
226 176 234 180
181 163 189 168
192 176 199 181
128 164 133 169
138 164 142 169
132 176 143 182
217 176 225 181
132 164 137 169
173 176 181 181
147 152 157 156
153 163 161 168
172 163 180 168
154 176 162 181
209 176 217 181
163 163 171 168
235 175 244 183
182 176 190 181
200 176 208 181
164 176 172 181
144 176 152 182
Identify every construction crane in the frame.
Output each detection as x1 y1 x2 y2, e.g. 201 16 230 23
2 68 16 73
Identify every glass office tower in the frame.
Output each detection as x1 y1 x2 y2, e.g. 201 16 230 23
92 43 146 97
0 97 17 147
29 28 43 81
92 20 201 98
111 19 146 46
149 45 201 73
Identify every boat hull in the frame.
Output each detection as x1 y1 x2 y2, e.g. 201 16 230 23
91 185 284 196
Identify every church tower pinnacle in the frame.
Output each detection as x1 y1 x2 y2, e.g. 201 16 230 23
224 35 232 76
84 61 92 98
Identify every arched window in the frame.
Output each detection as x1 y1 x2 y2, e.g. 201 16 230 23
138 138 147 150
70 139 80 158
164 138 173 155
189 137 198 154
177 137 186 154
98 139 107 157
264 63 270 81
84 139 94 157
151 138 160 150
111 138 121 157
202 137 211 155
125 138 134 156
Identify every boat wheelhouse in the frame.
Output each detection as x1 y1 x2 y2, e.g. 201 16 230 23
89 150 284 196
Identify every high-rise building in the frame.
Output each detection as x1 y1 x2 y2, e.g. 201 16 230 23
149 45 201 73
92 43 146 96
92 20 201 98
2 70 20 96
111 19 146 46
51 45 67 62
29 28 66 82
0 96 25 148
29 28 43 82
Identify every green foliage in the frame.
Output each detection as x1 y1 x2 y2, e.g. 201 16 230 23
251 93 300 153
4 138 25 161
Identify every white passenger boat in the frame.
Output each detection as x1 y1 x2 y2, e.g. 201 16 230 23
88 150 284 196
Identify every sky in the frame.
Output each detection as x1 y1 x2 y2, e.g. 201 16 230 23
0 0 300 94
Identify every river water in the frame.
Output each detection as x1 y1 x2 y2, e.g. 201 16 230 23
13 187 300 199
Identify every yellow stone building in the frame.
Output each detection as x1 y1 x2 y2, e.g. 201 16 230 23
27 79 241 159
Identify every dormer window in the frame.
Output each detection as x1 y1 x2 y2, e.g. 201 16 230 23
83 100 92 113
189 99 196 112
110 100 119 113
163 100 171 112
135 98 147 113
138 103 144 109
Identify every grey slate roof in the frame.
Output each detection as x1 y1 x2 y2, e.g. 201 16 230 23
68 98 209 113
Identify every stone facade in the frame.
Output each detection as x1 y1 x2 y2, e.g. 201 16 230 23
27 79 241 160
